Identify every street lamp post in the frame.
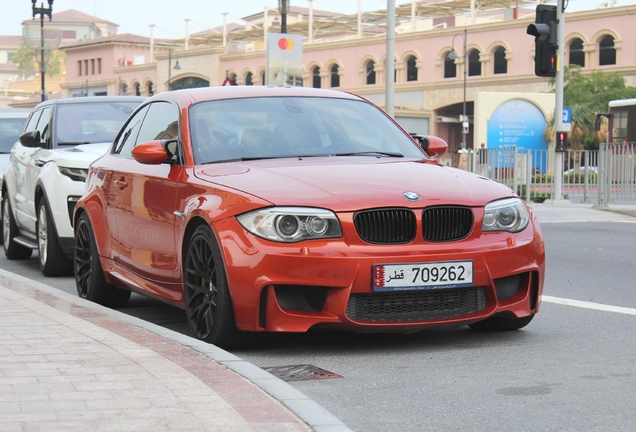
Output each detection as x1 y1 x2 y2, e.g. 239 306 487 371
31 0 53 102
447 28 468 151
167 49 181 91
279 0 290 34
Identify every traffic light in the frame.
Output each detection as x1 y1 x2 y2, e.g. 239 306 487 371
556 131 568 152
527 5 558 77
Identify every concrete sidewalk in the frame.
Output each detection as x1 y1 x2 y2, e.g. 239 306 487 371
0 270 350 432
529 201 636 224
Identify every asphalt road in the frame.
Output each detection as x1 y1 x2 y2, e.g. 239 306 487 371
2 204 635 431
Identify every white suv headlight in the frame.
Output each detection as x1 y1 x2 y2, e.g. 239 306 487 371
59 167 89 182
237 207 342 243
482 198 529 233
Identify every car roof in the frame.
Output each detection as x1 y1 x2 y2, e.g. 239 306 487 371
32 96 147 109
149 86 364 105
0 108 30 119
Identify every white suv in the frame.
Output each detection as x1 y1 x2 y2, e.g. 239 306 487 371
2 96 145 276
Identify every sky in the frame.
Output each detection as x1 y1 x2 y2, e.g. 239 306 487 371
1 0 627 39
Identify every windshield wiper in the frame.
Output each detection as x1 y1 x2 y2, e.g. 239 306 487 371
58 141 91 145
335 151 404 158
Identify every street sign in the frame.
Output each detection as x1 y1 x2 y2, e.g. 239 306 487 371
562 107 572 132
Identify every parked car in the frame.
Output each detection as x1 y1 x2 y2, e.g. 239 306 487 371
563 166 598 175
2 96 145 276
0 108 30 183
74 86 545 348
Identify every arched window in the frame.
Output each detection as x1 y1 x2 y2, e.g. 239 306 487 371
229 73 237 85
406 55 417 81
147 81 154 96
245 72 253 85
569 38 585 67
444 52 457 79
262 72 266 85
330 64 340 87
312 66 321 88
493 47 507 74
468 49 481 76
121 82 128 95
366 60 376 85
599 35 616 66
134 82 141 96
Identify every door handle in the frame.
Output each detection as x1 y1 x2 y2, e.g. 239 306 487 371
114 179 128 189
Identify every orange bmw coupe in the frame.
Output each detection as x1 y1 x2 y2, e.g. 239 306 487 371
74 86 545 348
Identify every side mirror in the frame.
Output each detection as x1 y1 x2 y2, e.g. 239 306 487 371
413 135 448 158
19 130 42 148
131 139 177 165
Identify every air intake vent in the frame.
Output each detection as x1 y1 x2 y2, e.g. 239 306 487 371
346 287 486 322
354 208 416 244
422 206 473 242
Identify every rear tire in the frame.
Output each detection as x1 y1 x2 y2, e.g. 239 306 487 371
2 196 33 260
37 198 73 276
469 314 534 331
74 212 130 308
184 225 252 349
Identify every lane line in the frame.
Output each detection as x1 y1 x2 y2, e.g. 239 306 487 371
542 295 636 316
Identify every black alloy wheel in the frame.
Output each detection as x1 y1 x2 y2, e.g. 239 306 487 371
74 212 130 308
184 225 252 349
37 198 73 276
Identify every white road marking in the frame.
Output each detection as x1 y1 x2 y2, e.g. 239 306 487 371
542 295 636 316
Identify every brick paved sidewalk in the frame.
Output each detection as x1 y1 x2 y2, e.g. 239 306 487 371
0 271 349 431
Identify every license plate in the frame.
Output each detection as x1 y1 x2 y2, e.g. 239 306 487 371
373 261 473 292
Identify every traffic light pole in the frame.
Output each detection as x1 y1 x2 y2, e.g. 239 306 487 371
552 0 567 203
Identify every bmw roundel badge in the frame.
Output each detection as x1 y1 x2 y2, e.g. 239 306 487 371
403 192 420 202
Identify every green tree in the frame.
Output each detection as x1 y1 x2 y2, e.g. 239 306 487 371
12 43 37 79
11 43 66 79
546 66 636 149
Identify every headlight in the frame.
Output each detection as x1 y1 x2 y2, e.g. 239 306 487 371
237 207 342 243
59 167 89 182
482 198 529 233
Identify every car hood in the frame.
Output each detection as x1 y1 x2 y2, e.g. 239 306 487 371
43 143 111 169
195 157 515 211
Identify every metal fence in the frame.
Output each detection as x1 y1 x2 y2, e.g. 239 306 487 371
465 142 636 204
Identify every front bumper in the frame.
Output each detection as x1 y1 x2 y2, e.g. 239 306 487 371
213 211 545 333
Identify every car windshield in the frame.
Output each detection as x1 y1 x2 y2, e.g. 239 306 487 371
55 102 140 146
0 118 27 153
188 97 426 164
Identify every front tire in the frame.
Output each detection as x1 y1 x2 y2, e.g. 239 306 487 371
74 212 130 308
184 225 252 349
37 198 73 276
469 314 534 331
2 196 33 260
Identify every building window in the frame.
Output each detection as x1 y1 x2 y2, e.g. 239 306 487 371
599 35 616 66
330 64 340 87
406 56 417 82
78 60 82 76
468 50 481 76
312 66 321 88
493 46 507 74
444 53 456 79
569 38 585 67
229 73 237 85
245 72 253 85
91 59 95 75
62 30 76 39
97 58 102 74
134 83 141 96
366 60 376 85
84 60 89 76
147 82 154 96
121 82 128 95
262 72 266 85
611 110 628 143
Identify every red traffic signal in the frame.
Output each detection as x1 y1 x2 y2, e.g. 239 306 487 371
556 131 568 152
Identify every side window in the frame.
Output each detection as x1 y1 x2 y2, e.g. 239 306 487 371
24 109 42 133
136 102 179 144
114 105 149 158
36 107 52 147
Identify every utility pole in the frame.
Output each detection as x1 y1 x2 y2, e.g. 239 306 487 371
552 0 567 202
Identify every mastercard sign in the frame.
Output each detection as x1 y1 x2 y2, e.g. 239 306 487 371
278 38 296 50
266 33 303 86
